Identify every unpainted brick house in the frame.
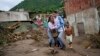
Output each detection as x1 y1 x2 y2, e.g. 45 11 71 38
64 0 100 36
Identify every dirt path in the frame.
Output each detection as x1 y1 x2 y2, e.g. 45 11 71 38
1 38 100 56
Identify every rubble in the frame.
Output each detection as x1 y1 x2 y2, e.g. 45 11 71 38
44 47 58 56
88 34 100 48
0 26 13 45
83 34 100 49
0 47 5 56
7 22 20 30
0 24 47 44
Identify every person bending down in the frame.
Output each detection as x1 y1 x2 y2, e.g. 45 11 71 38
47 15 57 47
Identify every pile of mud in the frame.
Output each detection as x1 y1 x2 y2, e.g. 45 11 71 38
0 25 47 44
88 34 100 48
0 26 13 45
8 29 47 42
0 47 5 56
82 34 100 49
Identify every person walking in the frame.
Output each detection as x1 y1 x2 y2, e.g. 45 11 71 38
52 11 65 49
65 22 73 48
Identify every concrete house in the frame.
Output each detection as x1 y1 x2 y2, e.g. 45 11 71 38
64 0 100 36
0 11 30 22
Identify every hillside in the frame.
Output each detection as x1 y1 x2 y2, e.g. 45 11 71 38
10 0 63 13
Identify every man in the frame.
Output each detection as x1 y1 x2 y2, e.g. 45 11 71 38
52 11 65 49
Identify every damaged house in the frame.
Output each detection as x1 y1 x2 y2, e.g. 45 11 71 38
64 0 100 36
0 10 32 33
0 11 30 22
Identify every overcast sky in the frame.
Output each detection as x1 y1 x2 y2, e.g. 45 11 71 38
0 0 24 11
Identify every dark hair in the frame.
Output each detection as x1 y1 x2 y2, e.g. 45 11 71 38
48 15 52 22
65 21 69 26
67 21 69 24
53 11 58 14
48 17 50 22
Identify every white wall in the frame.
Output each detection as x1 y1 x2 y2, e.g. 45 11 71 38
0 11 30 22
66 8 100 36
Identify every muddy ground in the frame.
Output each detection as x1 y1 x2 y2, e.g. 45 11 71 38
0 36 100 56
0 26 100 56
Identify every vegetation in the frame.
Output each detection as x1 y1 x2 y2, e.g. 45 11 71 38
10 0 63 13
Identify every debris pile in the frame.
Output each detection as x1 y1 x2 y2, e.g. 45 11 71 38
0 49 4 56
0 26 13 45
0 47 4 56
0 24 47 44
88 34 100 48
8 29 46 42
84 34 100 49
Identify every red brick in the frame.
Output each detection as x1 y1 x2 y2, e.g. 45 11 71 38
64 0 100 15
95 0 100 7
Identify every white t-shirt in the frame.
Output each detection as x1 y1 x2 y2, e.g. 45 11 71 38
48 22 57 30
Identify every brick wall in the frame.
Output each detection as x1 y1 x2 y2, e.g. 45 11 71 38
95 0 100 7
64 0 100 15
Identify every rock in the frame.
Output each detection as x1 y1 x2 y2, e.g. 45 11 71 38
82 40 91 49
45 47 58 55
26 35 32 38
51 49 58 54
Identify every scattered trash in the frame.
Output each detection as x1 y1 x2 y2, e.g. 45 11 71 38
31 48 39 52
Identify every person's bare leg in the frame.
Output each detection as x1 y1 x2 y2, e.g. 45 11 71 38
69 42 72 48
69 44 72 48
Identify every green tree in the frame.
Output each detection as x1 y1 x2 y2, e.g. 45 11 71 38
10 0 63 13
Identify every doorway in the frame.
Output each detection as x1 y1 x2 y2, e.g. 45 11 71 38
77 22 85 36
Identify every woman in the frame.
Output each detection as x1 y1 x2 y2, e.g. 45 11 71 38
47 15 58 47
